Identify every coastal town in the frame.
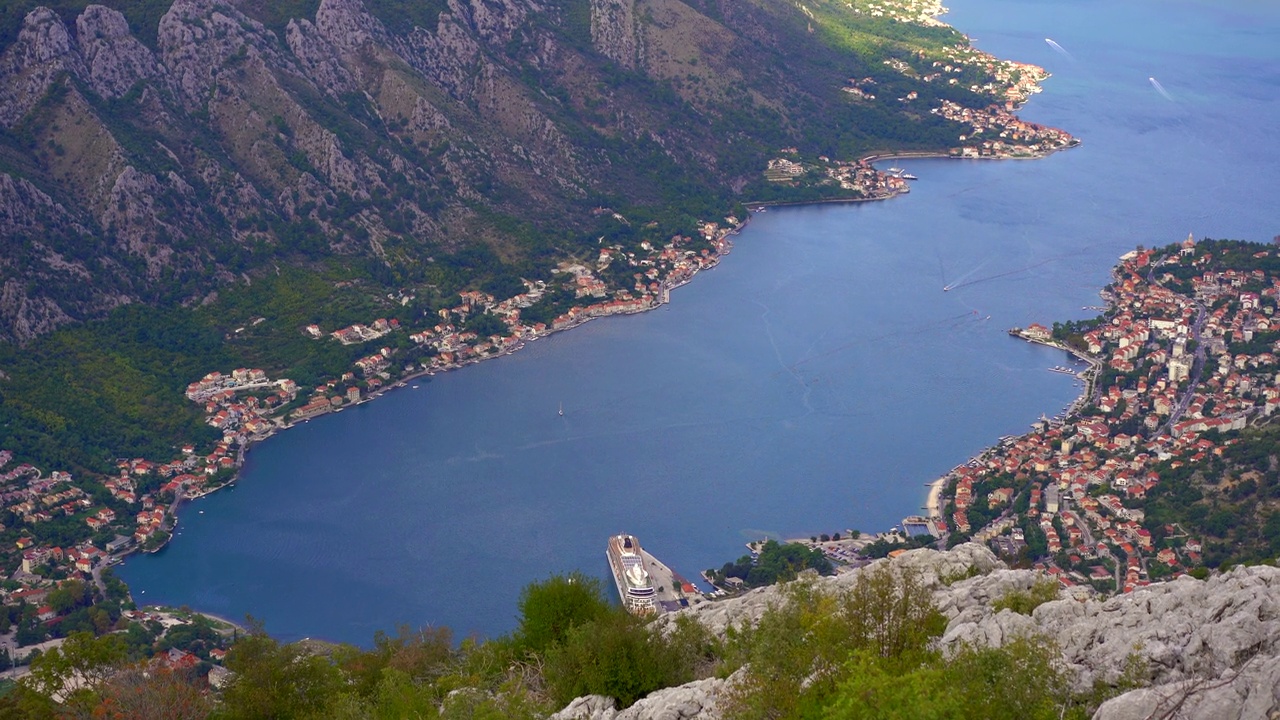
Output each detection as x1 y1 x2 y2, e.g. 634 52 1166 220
0 199 780 652
703 235 1280 598
903 235 1280 593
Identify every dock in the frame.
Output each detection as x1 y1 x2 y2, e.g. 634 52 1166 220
639 548 698 613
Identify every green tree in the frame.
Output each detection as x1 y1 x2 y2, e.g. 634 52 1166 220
542 610 703 708
991 577 1060 615
721 565 946 718
22 631 128 712
514 572 611 655
46 580 93 614
219 632 346 719
823 636 1084 720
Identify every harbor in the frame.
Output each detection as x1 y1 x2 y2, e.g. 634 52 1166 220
607 534 701 615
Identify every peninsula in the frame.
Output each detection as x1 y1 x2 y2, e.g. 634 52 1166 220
704 235 1280 609
813 236 1280 591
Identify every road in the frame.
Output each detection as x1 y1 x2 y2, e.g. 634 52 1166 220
1162 302 1208 434
1146 254 1209 435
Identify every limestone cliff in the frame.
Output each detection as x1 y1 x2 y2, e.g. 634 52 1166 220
590 0 643 70
552 546 1280 720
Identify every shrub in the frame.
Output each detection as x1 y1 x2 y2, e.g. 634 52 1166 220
992 577 1060 615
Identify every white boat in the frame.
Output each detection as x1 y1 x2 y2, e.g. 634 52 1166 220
558 401 564 417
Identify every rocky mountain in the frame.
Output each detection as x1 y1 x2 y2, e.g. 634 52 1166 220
552 545 1280 720
0 0 1000 344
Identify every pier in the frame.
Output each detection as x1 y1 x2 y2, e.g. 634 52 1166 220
639 548 698 612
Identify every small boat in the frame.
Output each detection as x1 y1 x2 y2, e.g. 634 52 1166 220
558 402 564 417
887 167 904 174
902 173 918 180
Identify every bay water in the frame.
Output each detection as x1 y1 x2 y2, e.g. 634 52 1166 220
119 0 1280 644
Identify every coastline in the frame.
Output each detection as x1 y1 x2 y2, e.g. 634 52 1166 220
130 144 1079 571
105 6 1080 619
925 476 947 519
920 327 1106 527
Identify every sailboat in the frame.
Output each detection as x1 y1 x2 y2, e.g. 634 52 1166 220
558 402 564 417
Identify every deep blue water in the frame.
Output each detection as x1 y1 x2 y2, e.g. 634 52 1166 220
119 0 1280 644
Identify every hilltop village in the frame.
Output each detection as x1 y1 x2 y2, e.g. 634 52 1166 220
911 236 1280 593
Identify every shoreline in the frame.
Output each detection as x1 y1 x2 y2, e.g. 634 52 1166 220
926 476 947 519
107 15 1084 624
746 140 1080 212
120 137 1081 613
916 322 1109 535
125 143 1078 588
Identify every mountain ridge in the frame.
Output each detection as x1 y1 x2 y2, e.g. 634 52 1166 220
0 0 1040 344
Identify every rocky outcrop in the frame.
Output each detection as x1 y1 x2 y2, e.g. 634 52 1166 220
284 18 358 98
1095 655 1280 720
563 546 1280 720
653 542 1005 637
0 7 87 126
590 0 644 69
75 6 164 99
550 671 739 720
1009 566 1279 690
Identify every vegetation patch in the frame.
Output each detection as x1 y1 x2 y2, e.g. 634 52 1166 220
991 577 1061 615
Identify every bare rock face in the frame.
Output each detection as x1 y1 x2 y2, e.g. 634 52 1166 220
76 5 164 99
549 695 618 720
452 0 535 47
158 0 295 110
0 8 88 126
0 173 94 343
0 172 80 236
0 278 78 342
1094 654 1280 720
284 18 358 97
590 0 643 69
549 672 739 720
314 0 398 61
612 673 733 720
403 9 484 100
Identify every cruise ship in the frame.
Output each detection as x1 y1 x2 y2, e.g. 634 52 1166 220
606 534 657 615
